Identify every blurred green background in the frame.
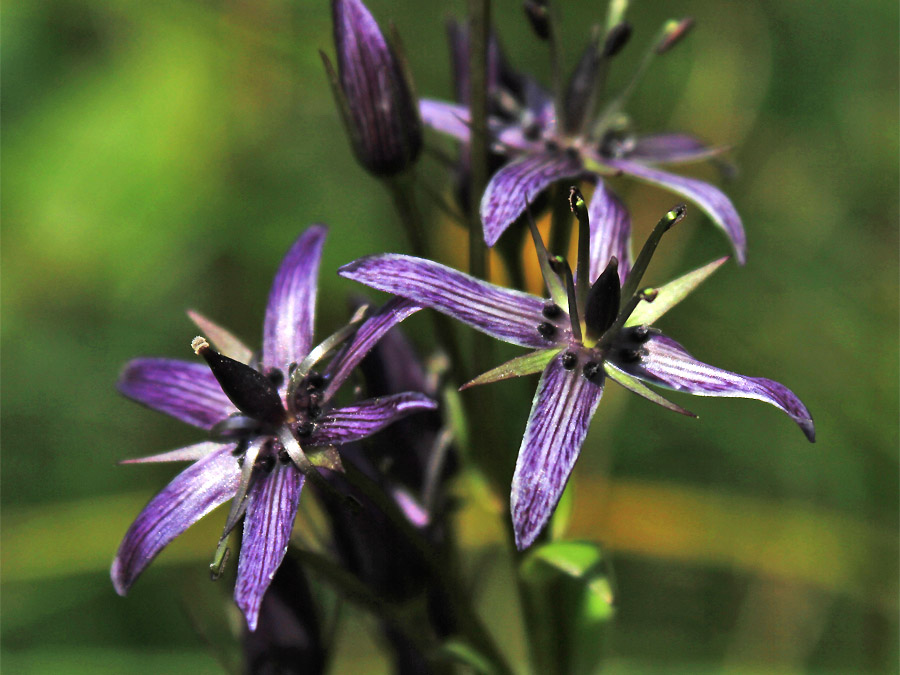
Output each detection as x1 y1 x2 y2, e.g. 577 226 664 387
3 0 898 672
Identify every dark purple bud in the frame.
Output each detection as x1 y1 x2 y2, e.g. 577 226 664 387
584 257 621 340
523 0 550 40
655 18 694 54
192 337 285 425
602 21 633 57
242 552 326 675
327 0 422 176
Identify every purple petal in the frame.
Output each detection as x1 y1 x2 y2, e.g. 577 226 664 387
511 354 604 550
235 463 305 631
111 445 240 595
480 151 583 247
118 359 235 429
324 298 421 398
339 254 555 349
262 226 326 372
120 441 222 464
629 133 726 165
419 99 471 142
588 181 632 285
604 158 745 263
622 334 815 441
309 392 438 446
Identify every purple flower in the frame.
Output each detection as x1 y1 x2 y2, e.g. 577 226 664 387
322 0 422 176
421 17 745 261
111 226 435 630
339 199 813 550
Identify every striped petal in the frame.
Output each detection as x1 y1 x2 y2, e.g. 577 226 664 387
480 151 583 247
511 354 604 550
235 463 305 631
588 180 632 285
419 99 470 142
604 158 746 264
339 254 555 348
262 226 326 372
324 298 421 398
118 359 235 429
310 393 438 446
111 445 240 595
629 133 727 165
620 334 815 441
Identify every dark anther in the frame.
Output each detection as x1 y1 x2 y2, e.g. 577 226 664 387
630 325 651 343
307 404 322 420
278 448 291 464
583 361 604 383
232 439 249 457
618 348 644 364
565 146 580 161
537 322 556 339
256 454 275 473
295 422 313 438
562 351 578 370
306 372 324 390
267 368 284 387
524 122 542 141
542 302 562 319
544 139 560 152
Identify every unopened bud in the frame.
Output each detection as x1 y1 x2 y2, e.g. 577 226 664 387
326 0 422 176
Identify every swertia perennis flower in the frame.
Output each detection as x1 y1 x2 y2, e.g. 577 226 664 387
339 193 813 550
421 10 745 260
111 226 434 630
322 0 422 177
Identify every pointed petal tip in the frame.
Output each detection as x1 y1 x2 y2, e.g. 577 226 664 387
110 561 129 596
800 418 816 443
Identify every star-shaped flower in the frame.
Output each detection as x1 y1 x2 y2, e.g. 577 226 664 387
339 195 812 549
421 14 745 261
112 226 435 630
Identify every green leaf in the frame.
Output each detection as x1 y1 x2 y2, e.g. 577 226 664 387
604 362 697 417
461 349 560 390
519 541 615 675
625 256 728 327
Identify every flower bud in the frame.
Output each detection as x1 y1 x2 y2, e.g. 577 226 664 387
325 0 422 176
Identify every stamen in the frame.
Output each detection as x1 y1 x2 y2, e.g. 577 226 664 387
562 351 578 370
267 369 284 388
598 286 658 350
620 205 685 302
524 197 568 308
537 322 557 339
289 304 369 391
569 186 592 315
549 255 583 343
193 337 285 425
655 18 694 54
542 302 563 319
618 347 645 363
